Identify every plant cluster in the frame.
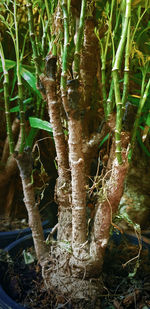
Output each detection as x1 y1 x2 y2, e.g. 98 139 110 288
0 0 150 302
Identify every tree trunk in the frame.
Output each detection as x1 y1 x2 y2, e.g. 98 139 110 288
40 66 129 301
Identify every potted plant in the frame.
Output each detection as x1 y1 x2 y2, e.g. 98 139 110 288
1 0 150 306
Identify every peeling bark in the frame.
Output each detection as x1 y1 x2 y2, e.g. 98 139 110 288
14 148 49 265
80 17 100 135
65 80 87 252
39 75 69 184
40 71 72 242
90 149 129 260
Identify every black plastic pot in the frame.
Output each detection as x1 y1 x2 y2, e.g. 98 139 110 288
112 230 150 252
0 230 150 309
0 284 26 309
0 229 51 309
0 220 50 249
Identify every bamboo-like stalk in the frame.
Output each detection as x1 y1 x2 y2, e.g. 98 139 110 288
61 0 69 93
0 43 14 154
122 18 131 114
60 0 71 116
107 79 114 116
26 0 41 79
129 78 150 160
112 0 131 164
14 0 26 153
44 0 51 41
98 0 115 119
101 53 107 118
113 70 123 164
26 0 44 141
73 0 86 78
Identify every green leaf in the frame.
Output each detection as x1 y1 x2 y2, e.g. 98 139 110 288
10 98 33 112
26 127 38 148
146 113 150 126
0 59 16 73
20 66 41 97
23 250 35 264
10 95 19 101
99 133 110 148
128 95 140 106
137 130 150 157
10 105 24 113
29 117 53 133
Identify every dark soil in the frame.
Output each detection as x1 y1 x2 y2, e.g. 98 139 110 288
0 217 28 232
1 233 150 309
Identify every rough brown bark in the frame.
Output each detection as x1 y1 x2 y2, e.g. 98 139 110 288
90 148 129 260
14 149 49 265
40 73 72 242
66 81 87 252
80 17 100 136
39 70 130 301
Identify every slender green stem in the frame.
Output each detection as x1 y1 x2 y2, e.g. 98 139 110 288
0 42 14 154
122 18 131 116
101 63 107 118
104 0 115 60
67 0 71 13
42 19 49 53
73 0 86 78
61 0 69 92
113 0 131 71
107 79 114 116
113 70 123 164
112 0 131 164
131 8 147 45
141 69 147 97
129 78 150 160
14 0 26 153
20 31 28 63
44 0 51 41
26 0 41 79
97 0 115 119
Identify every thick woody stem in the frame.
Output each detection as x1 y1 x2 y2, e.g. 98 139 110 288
40 57 71 241
90 134 129 261
67 80 87 254
14 149 48 265
40 74 69 183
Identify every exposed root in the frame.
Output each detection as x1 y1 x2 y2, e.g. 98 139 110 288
43 244 103 302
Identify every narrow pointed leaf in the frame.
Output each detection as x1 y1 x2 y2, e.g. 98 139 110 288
29 117 53 133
